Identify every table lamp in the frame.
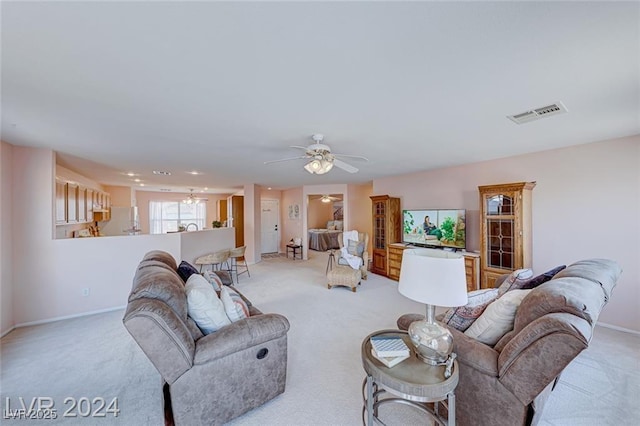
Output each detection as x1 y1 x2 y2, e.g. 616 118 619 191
398 248 468 365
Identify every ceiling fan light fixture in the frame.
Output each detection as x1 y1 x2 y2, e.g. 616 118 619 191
321 196 331 203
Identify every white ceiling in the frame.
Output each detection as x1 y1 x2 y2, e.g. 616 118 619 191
2 1 638 194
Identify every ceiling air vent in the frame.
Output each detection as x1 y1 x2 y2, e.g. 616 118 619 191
507 102 568 124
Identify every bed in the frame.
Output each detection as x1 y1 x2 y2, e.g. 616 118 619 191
308 221 343 251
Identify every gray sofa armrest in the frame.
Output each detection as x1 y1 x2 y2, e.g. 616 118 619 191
447 325 499 377
194 313 290 364
498 313 590 405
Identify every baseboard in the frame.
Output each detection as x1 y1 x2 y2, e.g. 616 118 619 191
14 306 126 329
597 322 640 336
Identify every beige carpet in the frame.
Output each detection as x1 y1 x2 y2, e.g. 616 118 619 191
1 250 639 425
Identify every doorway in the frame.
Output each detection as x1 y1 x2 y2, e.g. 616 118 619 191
261 199 279 253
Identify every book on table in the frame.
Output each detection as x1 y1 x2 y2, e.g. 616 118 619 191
370 336 410 358
370 348 409 368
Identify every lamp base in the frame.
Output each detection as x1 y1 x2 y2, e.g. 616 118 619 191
407 305 454 365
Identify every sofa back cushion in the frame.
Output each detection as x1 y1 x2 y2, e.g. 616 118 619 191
142 250 178 270
130 263 188 321
502 259 621 349
553 259 621 301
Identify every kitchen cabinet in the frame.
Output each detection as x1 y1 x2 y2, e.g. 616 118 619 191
86 189 94 222
479 182 535 289
66 183 78 223
56 181 67 224
77 187 87 222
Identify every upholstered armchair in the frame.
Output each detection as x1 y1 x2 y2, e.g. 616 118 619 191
397 259 621 425
337 232 369 280
123 250 290 425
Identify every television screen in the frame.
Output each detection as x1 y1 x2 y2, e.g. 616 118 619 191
402 209 466 250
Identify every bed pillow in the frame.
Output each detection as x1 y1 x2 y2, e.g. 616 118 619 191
464 289 531 346
219 286 250 322
442 288 500 332
185 274 231 334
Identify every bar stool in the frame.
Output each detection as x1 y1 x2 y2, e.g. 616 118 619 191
195 249 231 274
229 246 250 283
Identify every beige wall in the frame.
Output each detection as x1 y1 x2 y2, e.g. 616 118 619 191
104 185 133 207
374 135 640 332
307 198 333 229
1 142 14 335
348 182 374 257
281 187 303 252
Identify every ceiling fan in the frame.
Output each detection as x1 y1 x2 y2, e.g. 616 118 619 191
310 194 342 203
182 189 208 204
264 134 369 174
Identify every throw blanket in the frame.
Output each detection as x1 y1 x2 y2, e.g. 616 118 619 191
340 230 362 270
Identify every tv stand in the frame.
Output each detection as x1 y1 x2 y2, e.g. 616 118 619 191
388 243 480 292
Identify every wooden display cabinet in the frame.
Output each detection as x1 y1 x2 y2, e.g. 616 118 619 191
479 182 536 289
370 195 401 277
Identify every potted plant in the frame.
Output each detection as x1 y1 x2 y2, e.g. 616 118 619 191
211 221 222 228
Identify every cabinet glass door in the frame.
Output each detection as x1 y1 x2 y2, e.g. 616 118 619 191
485 194 514 270
374 201 386 250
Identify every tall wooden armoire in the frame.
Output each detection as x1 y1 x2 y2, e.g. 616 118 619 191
479 182 536 288
370 195 401 277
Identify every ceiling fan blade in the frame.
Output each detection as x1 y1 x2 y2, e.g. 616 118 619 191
333 153 369 162
264 156 308 165
333 159 359 173
290 145 312 151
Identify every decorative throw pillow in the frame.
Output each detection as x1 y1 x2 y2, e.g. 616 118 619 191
177 260 199 283
497 268 534 296
442 288 500 332
202 270 223 291
519 265 567 290
464 289 531 346
347 239 360 255
219 286 250 322
185 274 231 334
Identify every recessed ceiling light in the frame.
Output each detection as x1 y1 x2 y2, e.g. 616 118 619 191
125 172 137 177
204 187 208 190
153 170 171 176
133 178 141 182
268 187 272 190
188 170 201 175
139 183 145 187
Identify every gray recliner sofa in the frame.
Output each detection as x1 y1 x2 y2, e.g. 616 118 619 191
398 258 621 426
123 250 290 425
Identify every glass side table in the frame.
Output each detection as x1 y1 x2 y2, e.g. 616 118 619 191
361 329 459 426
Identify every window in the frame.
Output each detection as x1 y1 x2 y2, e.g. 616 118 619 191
149 201 206 234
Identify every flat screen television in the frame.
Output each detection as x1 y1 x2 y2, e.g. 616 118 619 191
402 209 466 250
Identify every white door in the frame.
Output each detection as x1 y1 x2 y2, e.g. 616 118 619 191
261 200 279 253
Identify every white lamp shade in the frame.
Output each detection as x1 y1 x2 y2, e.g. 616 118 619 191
398 248 468 307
